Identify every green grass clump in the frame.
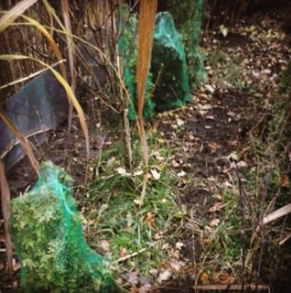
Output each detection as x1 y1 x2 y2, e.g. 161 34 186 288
85 141 182 276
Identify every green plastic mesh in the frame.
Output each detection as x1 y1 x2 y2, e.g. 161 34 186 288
118 4 204 115
165 0 206 90
9 161 119 293
117 5 155 122
151 12 190 110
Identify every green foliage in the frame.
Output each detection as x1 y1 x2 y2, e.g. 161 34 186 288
203 188 244 265
10 161 120 293
85 139 182 276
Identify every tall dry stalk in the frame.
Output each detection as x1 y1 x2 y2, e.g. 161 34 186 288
61 0 76 132
136 0 157 204
136 0 157 166
0 161 12 282
0 0 89 164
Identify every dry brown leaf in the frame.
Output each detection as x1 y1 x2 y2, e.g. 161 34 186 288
161 243 170 249
279 175 289 187
175 242 184 250
209 202 222 213
200 272 209 284
118 247 128 258
213 271 235 285
169 259 184 272
208 141 218 153
144 212 155 227
157 269 172 283
210 218 220 227
99 240 110 252
154 231 163 240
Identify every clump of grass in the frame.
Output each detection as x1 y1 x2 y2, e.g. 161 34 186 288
200 185 247 268
83 136 183 276
206 48 243 89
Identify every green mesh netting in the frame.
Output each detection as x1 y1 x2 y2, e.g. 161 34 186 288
9 161 120 293
165 0 206 90
118 5 155 122
151 12 190 110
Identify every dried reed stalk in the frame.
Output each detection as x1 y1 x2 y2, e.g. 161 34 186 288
136 0 157 204
0 160 13 282
0 110 39 173
0 0 54 101
61 0 75 131
136 0 157 165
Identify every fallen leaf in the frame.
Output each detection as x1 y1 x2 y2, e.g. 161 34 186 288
175 242 184 250
157 269 172 283
213 194 223 201
200 272 209 284
177 170 186 177
154 231 163 240
133 170 143 176
213 271 236 285
161 243 170 249
99 240 110 252
279 175 289 187
209 202 222 213
139 284 152 293
169 259 184 272
117 167 130 176
144 212 155 227
176 118 185 127
219 24 228 37
149 268 158 276
134 198 142 205
153 152 164 161
208 141 218 153
119 247 127 258
205 84 215 94
210 218 220 227
125 272 138 286
172 160 180 168
150 169 161 180
237 161 248 168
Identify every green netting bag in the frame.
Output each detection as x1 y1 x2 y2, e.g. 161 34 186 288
165 0 206 90
118 5 155 122
151 12 190 110
9 161 120 293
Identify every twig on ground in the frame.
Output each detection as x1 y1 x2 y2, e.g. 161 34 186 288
113 248 147 264
256 175 269 291
193 284 270 292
